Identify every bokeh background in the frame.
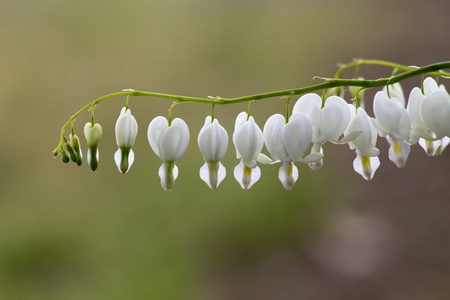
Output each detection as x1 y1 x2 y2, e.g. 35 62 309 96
1 0 450 299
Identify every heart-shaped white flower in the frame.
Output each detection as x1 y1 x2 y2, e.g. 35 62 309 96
148 116 189 190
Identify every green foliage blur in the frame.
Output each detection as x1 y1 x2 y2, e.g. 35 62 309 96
1 0 449 299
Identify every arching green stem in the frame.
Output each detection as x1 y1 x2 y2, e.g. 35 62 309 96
54 61 450 155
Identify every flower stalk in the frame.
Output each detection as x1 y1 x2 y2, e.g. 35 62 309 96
53 59 450 189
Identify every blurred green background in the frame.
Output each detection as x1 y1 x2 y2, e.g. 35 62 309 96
1 0 450 299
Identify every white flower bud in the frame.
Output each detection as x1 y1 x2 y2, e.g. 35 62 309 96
114 107 138 174
198 116 228 190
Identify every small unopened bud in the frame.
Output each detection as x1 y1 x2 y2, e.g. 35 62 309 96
349 77 365 106
84 123 103 147
70 134 82 166
65 140 77 163
61 149 70 163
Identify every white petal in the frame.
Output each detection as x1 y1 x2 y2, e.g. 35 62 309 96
234 112 248 132
158 162 178 191
234 161 261 190
199 161 226 190
168 118 190 160
331 130 361 144
282 113 312 161
128 149 135 171
387 137 411 168
421 91 450 138
437 137 450 155
292 93 322 142
309 159 323 171
363 147 380 157
373 91 411 139
148 116 168 158
114 149 121 172
407 87 426 129
418 138 441 156
299 152 323 163
257 153 274 164
278 162 298 190
353 152 380 180
319 96 351 141
346 108 377 152
371 118 388 137
263 114 288 162
115 108 138 148
84 123 103 147
233 116 264 163
198 118 228 162
423 77 440 95
113 148 135 174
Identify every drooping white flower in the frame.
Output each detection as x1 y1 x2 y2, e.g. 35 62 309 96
114 107 138 174
232 112 266 189
292 94 322 143
198 116 228 190
421 90 450 139
263 113 321 190
84 122 103 171
407 87 432 144
346 107 380 180
407 78 444 141
292 94 358 171
320 96 354 143
148 116 189 191
406 77 449 155
372 91 411 168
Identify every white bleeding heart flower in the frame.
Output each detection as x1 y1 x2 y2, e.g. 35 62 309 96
114 107 138 174
84 122 103 171
346 107 380 180
353 153 380 181
232 112 266 189
198 116 228 190
292 94 359 171
407 87 431 144
372 91 411 168
421 90 450 139
148 116 189 191
319 96 354 143
292 93 322 143
406 77 449 155
263 113 321 190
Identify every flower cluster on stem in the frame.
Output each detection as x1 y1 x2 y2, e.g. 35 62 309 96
53 60 450 191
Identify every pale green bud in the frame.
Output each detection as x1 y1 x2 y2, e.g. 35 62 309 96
84 122 102 171
61 149 70 163
349 77 365 103
84 123 103 147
